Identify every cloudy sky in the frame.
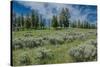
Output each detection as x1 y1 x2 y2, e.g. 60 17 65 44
12 1 97 23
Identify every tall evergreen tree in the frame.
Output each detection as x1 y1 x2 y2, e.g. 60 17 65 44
25 14 31 29
12 12 16 31
52 15 58 29
39 15 45 29
20 14 24 30
59 8 70 28
31 10 36 28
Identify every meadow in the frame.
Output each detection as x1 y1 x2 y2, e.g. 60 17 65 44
12 28 97 66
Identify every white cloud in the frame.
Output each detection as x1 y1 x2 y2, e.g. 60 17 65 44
16 1 97 23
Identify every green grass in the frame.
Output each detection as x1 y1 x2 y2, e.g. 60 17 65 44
12 28 97 66
13 28 96 38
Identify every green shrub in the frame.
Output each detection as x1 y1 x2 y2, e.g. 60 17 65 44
88 31 97 35
87 39 97 47
12 38 24 49
48 37 64 45
35 47 53 64
23 33 33 37
65 36 74 42
23 37 44 48
13 37 44 49
23 38 37 48
68 44 97 62
41 40 49 45
18 52 31 65
73 33 87 40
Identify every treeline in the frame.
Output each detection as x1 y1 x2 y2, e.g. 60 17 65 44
51 8 96 29
12 8 96 31
12 10 45 31
70 20 97 29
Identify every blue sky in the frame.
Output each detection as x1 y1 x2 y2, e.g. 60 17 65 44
12 1 97 23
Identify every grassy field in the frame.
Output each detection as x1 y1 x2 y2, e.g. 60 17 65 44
12 28 97 66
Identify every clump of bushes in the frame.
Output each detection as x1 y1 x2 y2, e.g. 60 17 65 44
87 39 97 47
18 52 32 65
35 47 53 64
68 43 97 62
12 37 44 49
72 33 87 41
88 31 97 35
23 32 33 37
23 33 33 37
12 38 24 49
67 32 81 36
48 37 64 45
12 32 95 50
23 37 43 48
65 36 74 42
23 38 37 48
63 33 87 42
41 40 49 45
78 34 87 40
